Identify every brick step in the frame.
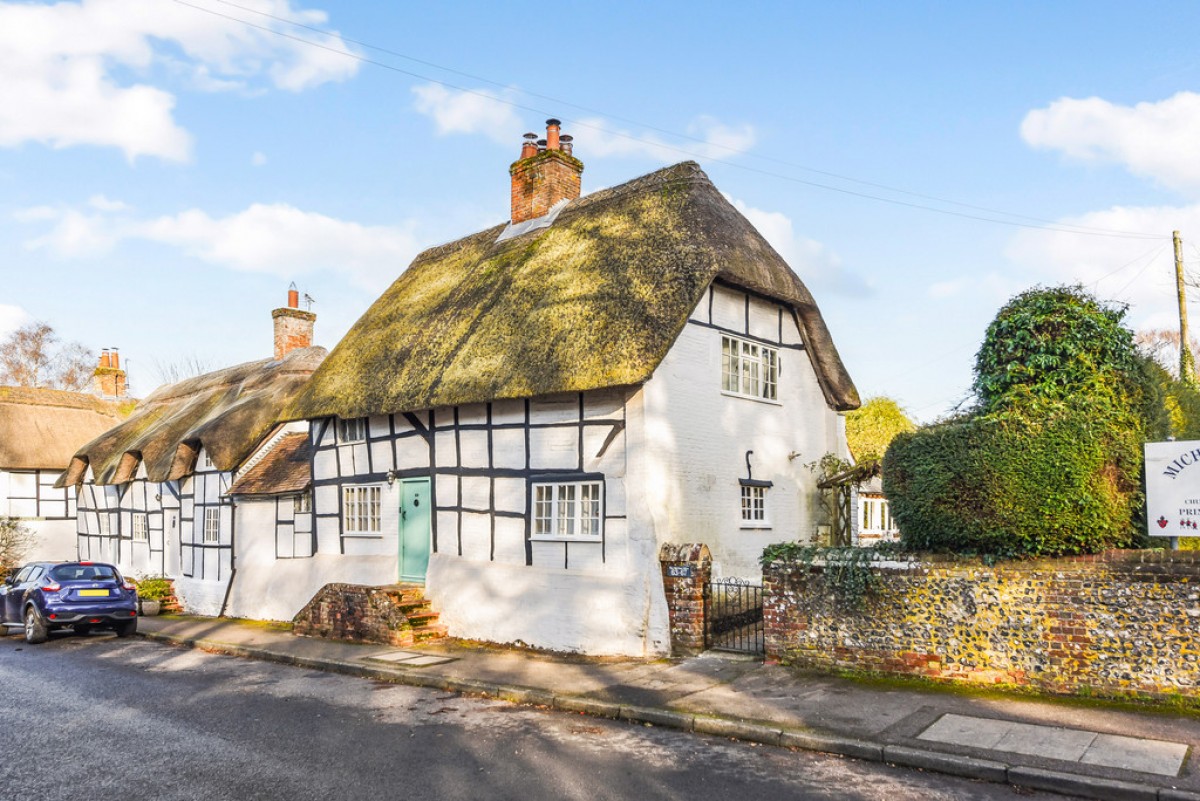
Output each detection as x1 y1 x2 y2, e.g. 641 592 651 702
406 611 440 626
413 624 448 642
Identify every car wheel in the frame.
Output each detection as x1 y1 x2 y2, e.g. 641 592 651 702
73 624 92 636
24 607 48 644
114 618 137 638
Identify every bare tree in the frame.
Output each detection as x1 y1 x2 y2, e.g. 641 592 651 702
1137 328 1200 380
152 353 214 385
0 517 34 573
0 322 94 390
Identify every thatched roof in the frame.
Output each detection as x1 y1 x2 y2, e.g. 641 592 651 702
286 161 859 421
228 432 311 496
60 347 325 487
0 387 129 470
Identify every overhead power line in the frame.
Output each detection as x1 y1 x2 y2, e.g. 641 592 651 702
172 0 1166 241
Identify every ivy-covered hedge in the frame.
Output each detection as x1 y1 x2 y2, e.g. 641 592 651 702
883 404 1140 556
883 285 1153 557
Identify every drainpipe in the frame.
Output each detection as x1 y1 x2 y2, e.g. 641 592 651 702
218 496 237 617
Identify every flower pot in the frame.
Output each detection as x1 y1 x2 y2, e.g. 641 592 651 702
140 599 161 616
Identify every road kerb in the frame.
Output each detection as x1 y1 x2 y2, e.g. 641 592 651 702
779 731 884 762
692 716 782 746
1007 766 1157 801
619 705 695 731
882 745 1008 784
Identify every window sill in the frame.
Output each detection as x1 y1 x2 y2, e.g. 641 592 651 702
342 532 385 539
529 536 603 543
739 523 773 530
720 390 782 407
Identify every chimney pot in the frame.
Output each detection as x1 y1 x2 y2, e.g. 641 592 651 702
273 288 316 360
99 349 111 369
509 117 583 225
520 133 538 159
111 348 119 370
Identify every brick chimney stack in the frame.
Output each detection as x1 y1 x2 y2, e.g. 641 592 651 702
272 283 316 360
93 347 127 398
510 118 583 225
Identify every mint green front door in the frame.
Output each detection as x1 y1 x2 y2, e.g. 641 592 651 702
399 477 431 583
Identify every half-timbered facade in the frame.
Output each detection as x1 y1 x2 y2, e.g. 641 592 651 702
0 386 127 562
281 122 859 655
61 291 324 613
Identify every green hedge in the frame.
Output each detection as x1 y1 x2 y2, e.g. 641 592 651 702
882 403 1140 556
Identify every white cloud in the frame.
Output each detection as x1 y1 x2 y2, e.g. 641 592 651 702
0 304 32 338
729 197 867 294
411 84 521 143
1006 203 1198 329
252 151 267 167
0 0 359 162
19 201 421 290
1021 92 1200 194
409 84 755 164
581 115 756 162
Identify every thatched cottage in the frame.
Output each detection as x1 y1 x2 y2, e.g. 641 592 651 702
59 292 326 614
278 120 859 655
0 385 128 562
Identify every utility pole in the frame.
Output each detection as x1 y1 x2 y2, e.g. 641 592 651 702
1175 230 1198 387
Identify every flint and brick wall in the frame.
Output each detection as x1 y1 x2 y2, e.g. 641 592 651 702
293 583 418 647
764 549 1200 699
659 543 712 655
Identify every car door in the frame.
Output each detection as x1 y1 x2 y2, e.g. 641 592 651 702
2 565 33 623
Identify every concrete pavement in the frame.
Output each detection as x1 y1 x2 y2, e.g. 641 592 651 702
138 615 1200 801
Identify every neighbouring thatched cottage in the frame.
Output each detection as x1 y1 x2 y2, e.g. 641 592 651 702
279 120 859 655
0 385 128 562
58 291 326 614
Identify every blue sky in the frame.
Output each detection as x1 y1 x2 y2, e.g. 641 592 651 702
3 1 1199 421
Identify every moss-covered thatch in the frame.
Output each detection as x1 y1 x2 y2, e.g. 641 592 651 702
60 347 325 487
0 386 130 470
286 161 858 421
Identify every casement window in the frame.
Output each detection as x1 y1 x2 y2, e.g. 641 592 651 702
293 491 312 514
202 507 221 544
202 450 213 468
343 485 381 534
339 417 367 443
740 484 769 525
131 513 148 542
860 497 895 534
532 480 603 540
97 514 112 537
721 335 779 401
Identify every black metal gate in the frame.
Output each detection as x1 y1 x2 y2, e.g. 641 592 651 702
705 577 764 655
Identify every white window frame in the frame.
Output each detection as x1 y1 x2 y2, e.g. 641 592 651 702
293 491 312 514
721 334 779 402
740 483 770 528
339 417 367 443
531 480 603 541
202 450 214 469
343 485 382 534
202 507 221 544
860 496 896 536
97 513 112 537
131 513 149 542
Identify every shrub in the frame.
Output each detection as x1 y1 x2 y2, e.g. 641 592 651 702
133 577 172 601
0 516 33 574
885 285 1148 556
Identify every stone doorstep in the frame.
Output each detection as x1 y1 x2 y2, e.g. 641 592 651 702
918 713 1189 778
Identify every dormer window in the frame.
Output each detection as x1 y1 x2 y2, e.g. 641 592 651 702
721 335 778 401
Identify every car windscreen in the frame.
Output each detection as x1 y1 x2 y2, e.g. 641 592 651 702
48 564 120 582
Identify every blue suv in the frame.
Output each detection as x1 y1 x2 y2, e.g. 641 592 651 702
1 561 138 644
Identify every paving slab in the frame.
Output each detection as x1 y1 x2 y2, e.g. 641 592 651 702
1080 734 1189 777
918 713 1011 750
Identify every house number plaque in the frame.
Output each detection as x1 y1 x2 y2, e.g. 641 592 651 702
666 565 693 578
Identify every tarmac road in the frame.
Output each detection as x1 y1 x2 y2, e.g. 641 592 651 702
0 631 1076 801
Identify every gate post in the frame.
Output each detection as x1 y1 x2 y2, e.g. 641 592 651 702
658 543 712 656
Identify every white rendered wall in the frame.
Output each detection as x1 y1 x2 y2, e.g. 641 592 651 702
426 551 669 656
630 283 849 578
224 497 397 621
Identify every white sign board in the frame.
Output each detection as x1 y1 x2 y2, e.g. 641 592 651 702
1144 439 1200 537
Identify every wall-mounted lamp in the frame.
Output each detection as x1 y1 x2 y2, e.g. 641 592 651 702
386 469 397 486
